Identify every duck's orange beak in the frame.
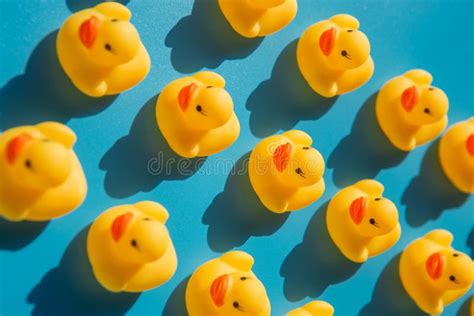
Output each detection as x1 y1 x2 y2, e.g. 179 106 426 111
273 142 292 172
178 83 198 111
79 16 100 48
349 196 366 225
466 134 474 156
319 27 336 56
6 133 33 164
111 212 133 242
210 274 228 307
426 252 445 280
401 86 419 112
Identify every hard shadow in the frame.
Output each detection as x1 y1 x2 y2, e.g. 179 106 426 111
280 202 361 301
358 254 426 316
99 95 206 198
246 40 337 138
27 226 140 316
202 152 289 252
0 218 48 251
164 0 263 73
162 276 190 316
66 0 130 12
401 140 469 227
327 93 408 188
457 296 472 316
0 31 116 130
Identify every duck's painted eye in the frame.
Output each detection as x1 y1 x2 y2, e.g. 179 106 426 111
428 87 435 91
131 239 137 247
206 86 213 88
233 302 240 309
341 50 348 56
296 167 302 174
25 160 32 168
143 217 151 221
453 253 459 257
302 147 310 150
105 43 112 51
347 29 353 32
424 108 431 114
449 275 456 282
240 277 247 281
196 105 202 112
111 19 118 22
369 218 376 224
375 198 381 201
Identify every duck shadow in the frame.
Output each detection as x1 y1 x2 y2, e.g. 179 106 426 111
401 140 469 227
0 218 48 251
202 152 289 252
66 0 130 12
358 254 426 316
27 226 140 316
99 95 206 198
162 276 190 316
327 93 408 188
0 31 116 130
246 40 338 138
165 0 263 73
280 202 361 301
468 230 474 257
457 296 472 316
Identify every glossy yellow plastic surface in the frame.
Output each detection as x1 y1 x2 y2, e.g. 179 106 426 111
156 71 240 158
376 69 449 151
57 2 150 97
249 130 325 213
185 251 271 316
286 300 334 316
218 0 297 38
87 201 177 292
297 14 374 97
0 122 87 222
326 179 401 263
439 118 474 193
399 229 474 315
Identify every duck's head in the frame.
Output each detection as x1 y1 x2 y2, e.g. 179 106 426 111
247 0 286 9
272 141 325 188
400 84 449 126
210 273 268 315
78 3 140 67
425 249 474 291
177 80 234 131
349 195 399 237
319 16 370 70
110 203 170 265
4 122 76 191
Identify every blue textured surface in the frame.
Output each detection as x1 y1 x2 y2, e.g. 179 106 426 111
0 0 473 315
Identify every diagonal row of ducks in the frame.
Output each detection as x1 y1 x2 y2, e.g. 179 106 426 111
0 2 473 315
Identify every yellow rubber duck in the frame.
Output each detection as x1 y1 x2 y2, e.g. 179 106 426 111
218 0 297 38
439 118 474 194
286 301 334 316
185 251 271 316
0 122 87 222
155 71 240 158
57 2 150 97
399 229 474 315
376 69 449 151
87 201 177 292
297 14 374 97
326 179 401 263
248 130 325 213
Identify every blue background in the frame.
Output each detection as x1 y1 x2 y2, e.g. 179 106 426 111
1 0 473 315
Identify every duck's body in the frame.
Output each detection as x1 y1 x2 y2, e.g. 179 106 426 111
218 0 297 38
376 69 448 151
156 71 240 158
327 179 401 263
286 301 334 316
186 251 271 316
297 14 374 97
249 130 325 213
0 123 87 222
400 230 474 315
87 201 177 292
439 118 474 193
57 2 150 97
